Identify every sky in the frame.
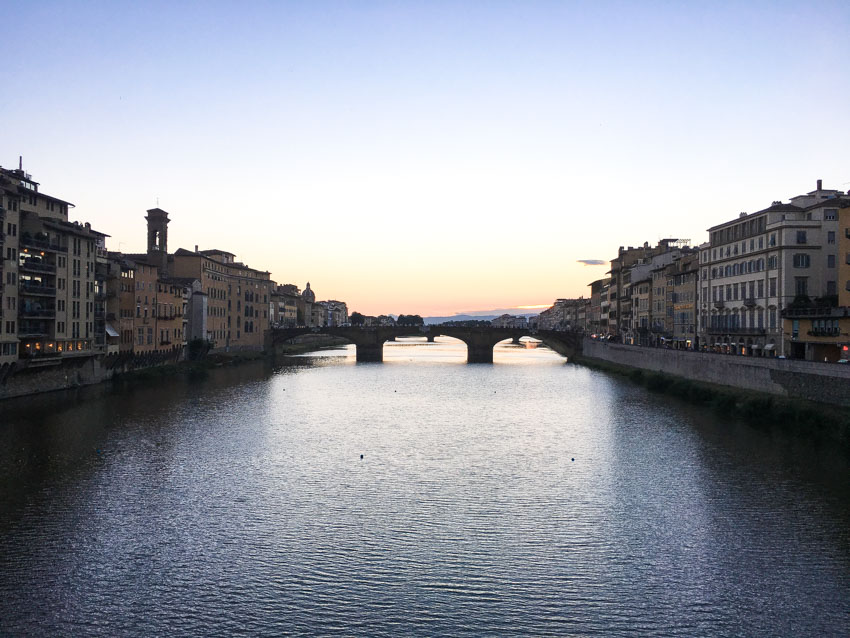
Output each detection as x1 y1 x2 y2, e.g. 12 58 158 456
4 1 850 316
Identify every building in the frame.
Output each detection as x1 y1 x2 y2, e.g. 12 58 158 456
781 198 850 361
492 314 528 329
300 282 319 327
630 275 651 345
271 284 300 327
700 181 848 357
1 164 107 367
670 253 699 349
319 300 348 327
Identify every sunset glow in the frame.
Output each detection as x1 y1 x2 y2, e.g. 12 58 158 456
3 2 848 317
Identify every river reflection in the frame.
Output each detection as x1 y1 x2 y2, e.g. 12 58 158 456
1 337 848 636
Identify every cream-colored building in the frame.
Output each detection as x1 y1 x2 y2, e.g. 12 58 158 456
1 165 105 366
700 181 848 357
781 199 850 361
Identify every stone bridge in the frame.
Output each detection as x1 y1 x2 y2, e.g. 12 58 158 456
267 326 583 363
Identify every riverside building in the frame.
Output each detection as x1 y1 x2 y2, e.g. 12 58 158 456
1 163 106 368
781 198 850 361
700 181 848 357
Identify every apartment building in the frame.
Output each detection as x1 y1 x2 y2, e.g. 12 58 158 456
318 300 348 327
171 247 273 350
670 253 699 349
587 278 605 335
700 181 848 356
629 276 651 345
1 165 106 366
271 284 301 327
781 199 850 361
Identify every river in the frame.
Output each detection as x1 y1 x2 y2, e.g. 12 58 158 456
1 338 848 636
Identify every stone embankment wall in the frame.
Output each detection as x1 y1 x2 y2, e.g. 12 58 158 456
0 352 183 401
0 358 112 401
582 338 850 407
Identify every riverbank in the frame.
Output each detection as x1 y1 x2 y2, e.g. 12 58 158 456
0 335 347 401
575 352 850 449
113 335 349 385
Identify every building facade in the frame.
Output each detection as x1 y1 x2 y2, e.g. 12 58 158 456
1 165 106 366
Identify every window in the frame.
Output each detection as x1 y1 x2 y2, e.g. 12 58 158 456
795 277 808 297
827 281 837 296
828 231 836 244
769 278 777 297
825 209 837 221
828 254 836 268
793 254 810 268
796 231 807 244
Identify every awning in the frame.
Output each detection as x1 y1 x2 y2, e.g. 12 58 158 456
752 344 762 349
764 344 776 351
105 323 119 337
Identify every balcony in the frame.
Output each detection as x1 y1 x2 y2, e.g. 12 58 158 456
19 308 56 319
706 326 766 335
20 235 67 253
20 282 56 296
782 306 845 318
713 300 725 309
17 326 50 338
743 297 757 307
19 259 56 274
807 328 841 337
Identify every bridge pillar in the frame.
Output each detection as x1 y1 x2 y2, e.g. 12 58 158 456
466 344 494 364
356 343 383 362
511 336 521 345
426 335 435 343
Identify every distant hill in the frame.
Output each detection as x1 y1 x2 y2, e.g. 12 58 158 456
424 313 538 325
424 314 498 325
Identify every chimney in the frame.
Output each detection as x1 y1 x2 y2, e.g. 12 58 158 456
18 156 22 170
195 244 198 252
817 179 822 191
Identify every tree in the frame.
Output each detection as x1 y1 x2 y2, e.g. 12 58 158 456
397 314 424 326
350 311 365 326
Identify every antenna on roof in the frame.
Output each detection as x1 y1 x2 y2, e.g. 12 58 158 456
19 156 22 170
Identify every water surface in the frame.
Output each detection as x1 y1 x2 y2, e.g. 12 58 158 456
1 338 848 636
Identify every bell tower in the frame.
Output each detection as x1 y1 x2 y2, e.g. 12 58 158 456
146 208 170 276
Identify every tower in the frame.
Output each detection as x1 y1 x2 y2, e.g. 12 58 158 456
146 208 170 275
